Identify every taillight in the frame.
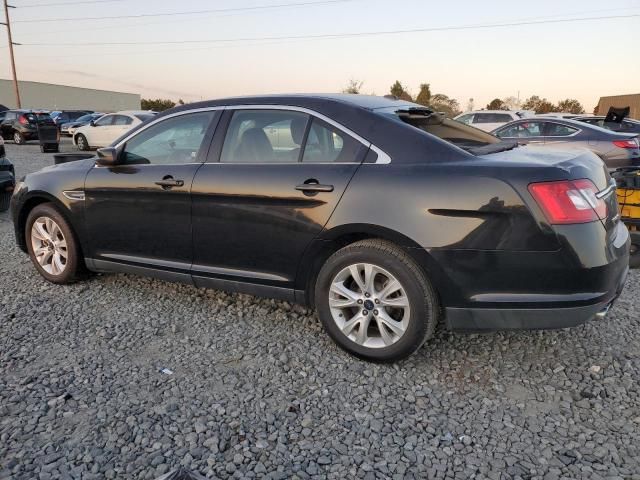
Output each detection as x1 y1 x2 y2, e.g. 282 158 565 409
528 179 607 225
18 115 28 125
613 138 639 149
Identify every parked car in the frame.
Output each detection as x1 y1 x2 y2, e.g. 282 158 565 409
574 116 640 135
454 110 534 131
492 117 640 169
534 112 589 119
73 111 157 150
11 94 629 361
50 110 93 130
0 137 15 211
0 109 54 145
60 113 104 137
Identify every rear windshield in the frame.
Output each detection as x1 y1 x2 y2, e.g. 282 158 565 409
25 113 53 123
135 113 156 122
375 106 517 155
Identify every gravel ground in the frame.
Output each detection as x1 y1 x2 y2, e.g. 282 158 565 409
1 140 639 480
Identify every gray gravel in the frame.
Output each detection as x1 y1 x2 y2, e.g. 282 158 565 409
1 140 640 479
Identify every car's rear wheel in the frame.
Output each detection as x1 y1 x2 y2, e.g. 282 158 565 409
13 131 25 145
630 231 640 269
26 203 83 284
76 134 89 151
315 239 439 361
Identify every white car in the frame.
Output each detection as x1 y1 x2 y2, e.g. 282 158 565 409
73 110 157 150
454 110 534 132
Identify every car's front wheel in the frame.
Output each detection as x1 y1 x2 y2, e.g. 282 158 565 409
315 239 439 361
13 131 25 145
26 203 83 284
76 134 89 151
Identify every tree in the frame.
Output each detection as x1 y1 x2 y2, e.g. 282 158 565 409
141 98 176 111
389 81 413 102
430 93 461 117
521 95 557 114
556 98 585 114
502 96 521 110
593 104 600 115
486 98 507 110
343 79 364 94
415 83 432 106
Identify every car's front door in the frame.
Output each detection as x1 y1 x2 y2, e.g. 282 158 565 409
87 114 115 146
190 108 368 294
83 110 219 279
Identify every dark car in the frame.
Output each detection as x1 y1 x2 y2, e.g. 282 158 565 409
0 137 15 211
492 117 640 169
50 110 93 130
574 116 640 135
60 113 104 136
0 109 55 145
10 94 630 361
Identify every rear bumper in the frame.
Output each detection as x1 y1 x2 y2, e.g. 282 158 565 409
445 265 627 331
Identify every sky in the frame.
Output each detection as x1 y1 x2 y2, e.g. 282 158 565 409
1 0 640 111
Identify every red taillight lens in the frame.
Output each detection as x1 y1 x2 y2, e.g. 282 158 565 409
613 138 639 149
18 115 28 125
528 179 607 225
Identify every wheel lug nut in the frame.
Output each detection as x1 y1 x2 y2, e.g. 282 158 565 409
365 292 370 298
373 310 378 315
357 299 363 304
374 299 380 304
362 310 368 315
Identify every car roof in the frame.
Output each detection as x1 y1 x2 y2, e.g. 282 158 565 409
505 116 635 136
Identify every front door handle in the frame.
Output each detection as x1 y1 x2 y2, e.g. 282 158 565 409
155 177 184 189
295 183 334 193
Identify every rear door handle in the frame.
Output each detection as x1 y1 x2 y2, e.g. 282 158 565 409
155 178 184 188
295 183 334 193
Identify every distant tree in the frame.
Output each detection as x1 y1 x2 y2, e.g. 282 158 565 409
486 98 507 110
430 93 461 117
414 83 432 106
593 104 600 115
343 79 364 94
177 99 186 105
555 98 585 114
141 98 176 111
502 96 521 110
389 81 413 102
521 95 557 114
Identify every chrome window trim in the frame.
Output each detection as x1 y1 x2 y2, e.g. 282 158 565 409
112 104 392 165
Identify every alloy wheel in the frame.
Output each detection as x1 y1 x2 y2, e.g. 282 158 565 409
30 216 68 275
13 132 22 144
328 263 410 348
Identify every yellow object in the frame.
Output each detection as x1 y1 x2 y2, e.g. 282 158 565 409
617 187 640 232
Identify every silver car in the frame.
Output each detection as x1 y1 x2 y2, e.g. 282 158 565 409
492 117 640 169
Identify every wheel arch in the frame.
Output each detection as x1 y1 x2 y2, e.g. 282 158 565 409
296 223 451 307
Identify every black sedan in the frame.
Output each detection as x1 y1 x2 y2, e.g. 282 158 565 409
10 94 629 361
492 117 640 169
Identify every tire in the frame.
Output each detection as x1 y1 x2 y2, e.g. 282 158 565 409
25 203 84 284
76 134 89 151
315 239 440 362
13 131 25 145
630 232 640 269
0 191 10 212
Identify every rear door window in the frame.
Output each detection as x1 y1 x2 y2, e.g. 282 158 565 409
545 123 579 136
302 118 365 163
113 115 133 126
497 121 544 138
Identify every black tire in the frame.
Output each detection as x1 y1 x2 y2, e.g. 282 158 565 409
76 134 89 151
0 191 10 212
315 239 440 362
13 131 25 145
25 203 84 284
630 232 640 269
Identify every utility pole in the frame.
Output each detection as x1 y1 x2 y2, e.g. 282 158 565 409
2 0 21 108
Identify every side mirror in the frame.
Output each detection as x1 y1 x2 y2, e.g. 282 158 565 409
96 147 120 167
90 120 96 127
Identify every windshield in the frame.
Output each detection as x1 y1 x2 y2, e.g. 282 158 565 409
75 114 94 123
375 106 517 155
135 113 156 122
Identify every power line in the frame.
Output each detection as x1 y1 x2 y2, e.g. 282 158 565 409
17 0 125 8
12 0 353 23
17 13 640 47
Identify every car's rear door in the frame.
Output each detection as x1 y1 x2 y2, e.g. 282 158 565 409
190 107 369 294
542 121 581 147
83 110 220 279
494 120 546 144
